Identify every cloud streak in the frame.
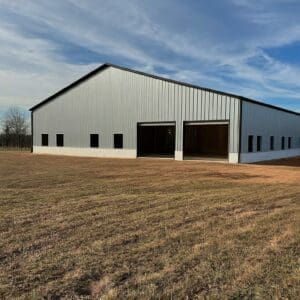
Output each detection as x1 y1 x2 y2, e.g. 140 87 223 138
0 0 299 114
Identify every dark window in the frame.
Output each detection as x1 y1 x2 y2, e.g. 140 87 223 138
248 135 253 153
90 134 99 148
257 136 262 152
41 134 48 146
56 134 64 147
281 137 285 150
114 134 123 149
288 137 292 149
270 136 274 151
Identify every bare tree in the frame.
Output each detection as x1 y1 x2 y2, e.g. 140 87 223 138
1 107 30 148
3 107 29 135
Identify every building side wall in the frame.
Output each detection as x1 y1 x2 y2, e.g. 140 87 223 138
33 67 241 161
240 101 300 163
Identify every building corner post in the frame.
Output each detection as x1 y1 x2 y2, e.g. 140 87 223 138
175 151 183 161
238 99 243 163
175 121 183 161
30 111 33 153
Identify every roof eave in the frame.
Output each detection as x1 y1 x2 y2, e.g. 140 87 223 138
29 63 111 111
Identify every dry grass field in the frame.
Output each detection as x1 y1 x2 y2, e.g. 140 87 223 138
0 152 299 299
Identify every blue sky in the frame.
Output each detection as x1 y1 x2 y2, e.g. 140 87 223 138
0 0 300 120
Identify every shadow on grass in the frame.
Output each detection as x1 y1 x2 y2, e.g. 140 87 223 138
254 156 300 168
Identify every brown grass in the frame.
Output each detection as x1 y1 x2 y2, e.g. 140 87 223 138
0 152 299 299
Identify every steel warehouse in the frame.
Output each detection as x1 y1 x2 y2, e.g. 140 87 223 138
30 63 300 163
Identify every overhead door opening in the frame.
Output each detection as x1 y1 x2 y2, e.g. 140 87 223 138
183 122 229 160
137 123 175 158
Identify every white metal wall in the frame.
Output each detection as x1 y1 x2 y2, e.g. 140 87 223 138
33 66 241 160
240 101 300 162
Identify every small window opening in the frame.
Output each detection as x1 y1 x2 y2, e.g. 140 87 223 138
114 134 123 149
288 137 292 149
90 134 99 148
257 136 262 152
248 135 253 153
270 136 274 151
281 137 285 150
42 134 48 146
56 134 64 147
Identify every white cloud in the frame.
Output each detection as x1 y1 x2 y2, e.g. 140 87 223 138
0 22 98 112
0 0 299 114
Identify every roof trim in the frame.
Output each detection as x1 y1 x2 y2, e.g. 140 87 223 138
29 63 300 116
30 64 110 111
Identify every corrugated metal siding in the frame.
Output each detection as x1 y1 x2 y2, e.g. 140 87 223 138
33 67 241 153
241 101 300 152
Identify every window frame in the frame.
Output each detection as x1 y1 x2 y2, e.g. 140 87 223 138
114 133 123 149
56 134 64 147
256 136 262 152
248 135 254 153
288 137 292 149
90 134 99 148
41 134 48 146
270 136 274 151
281 136 285 150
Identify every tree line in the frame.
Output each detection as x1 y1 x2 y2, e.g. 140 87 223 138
0 107 31 149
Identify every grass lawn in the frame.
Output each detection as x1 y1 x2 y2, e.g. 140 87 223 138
0 152 299 299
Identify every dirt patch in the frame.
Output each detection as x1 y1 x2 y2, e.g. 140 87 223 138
203 171 266 180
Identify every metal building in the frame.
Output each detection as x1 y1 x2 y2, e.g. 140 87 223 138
30 63 300 163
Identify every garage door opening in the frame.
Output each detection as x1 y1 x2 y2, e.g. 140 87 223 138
183 122 229 160
137 123 175 158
